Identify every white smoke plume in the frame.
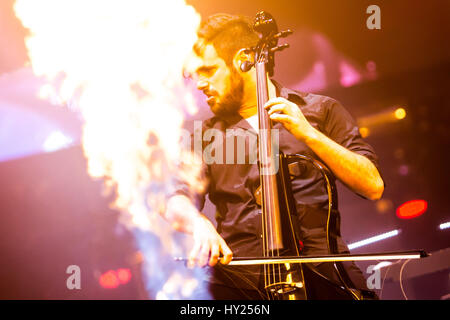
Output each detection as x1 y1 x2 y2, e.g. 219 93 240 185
15 0 209 299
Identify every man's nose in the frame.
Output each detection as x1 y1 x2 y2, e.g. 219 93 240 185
197 80 209 91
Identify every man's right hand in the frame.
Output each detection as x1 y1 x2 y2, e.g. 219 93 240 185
187 215 233 268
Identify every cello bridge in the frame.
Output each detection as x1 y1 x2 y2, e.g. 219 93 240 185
267 282 304 295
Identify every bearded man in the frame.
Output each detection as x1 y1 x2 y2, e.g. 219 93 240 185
164 13 384 299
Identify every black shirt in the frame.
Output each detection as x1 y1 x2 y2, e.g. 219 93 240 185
176 81 380 291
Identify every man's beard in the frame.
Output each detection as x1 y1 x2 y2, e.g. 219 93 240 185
211 68 244 118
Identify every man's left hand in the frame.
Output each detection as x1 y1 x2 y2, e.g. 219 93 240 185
265 97 315 142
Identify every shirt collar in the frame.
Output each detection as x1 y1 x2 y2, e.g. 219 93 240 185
271 79 307 106
219 79 307 130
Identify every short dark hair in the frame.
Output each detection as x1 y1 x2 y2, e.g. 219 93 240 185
195 14 259 66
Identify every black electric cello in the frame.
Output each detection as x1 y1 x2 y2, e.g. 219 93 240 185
249 10 347 300
176 11 427 300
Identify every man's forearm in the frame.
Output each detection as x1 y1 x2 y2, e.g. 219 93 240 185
304 127 384 200
164 195 233 267
164 194 204 234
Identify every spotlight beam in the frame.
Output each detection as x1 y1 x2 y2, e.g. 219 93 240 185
347 229 400 250
439 222 450 230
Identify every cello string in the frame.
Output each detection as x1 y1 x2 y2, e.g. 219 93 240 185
266 176 275 294
257 47 284 299
257 51 275 299
263 50 281 298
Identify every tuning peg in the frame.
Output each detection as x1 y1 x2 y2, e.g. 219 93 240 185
281 29 293 37
270 44 290 53
273 29 293 39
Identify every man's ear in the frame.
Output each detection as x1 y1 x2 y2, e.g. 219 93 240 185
232 48 254 73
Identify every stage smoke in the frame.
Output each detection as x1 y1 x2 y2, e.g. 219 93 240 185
15 0 208 299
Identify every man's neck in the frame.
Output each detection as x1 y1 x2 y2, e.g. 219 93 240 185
238 78 277 118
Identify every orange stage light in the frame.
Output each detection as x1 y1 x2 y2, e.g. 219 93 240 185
396 199 428 219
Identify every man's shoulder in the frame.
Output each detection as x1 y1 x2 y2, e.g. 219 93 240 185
277 81 339 111
282 86 353 131
285 89 341 122
293 90 339 108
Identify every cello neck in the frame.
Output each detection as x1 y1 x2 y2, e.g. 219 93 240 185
255 60 283 252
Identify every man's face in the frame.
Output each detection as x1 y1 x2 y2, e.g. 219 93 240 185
194 43 244 117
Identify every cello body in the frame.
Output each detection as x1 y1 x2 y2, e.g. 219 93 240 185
261 153 356 299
